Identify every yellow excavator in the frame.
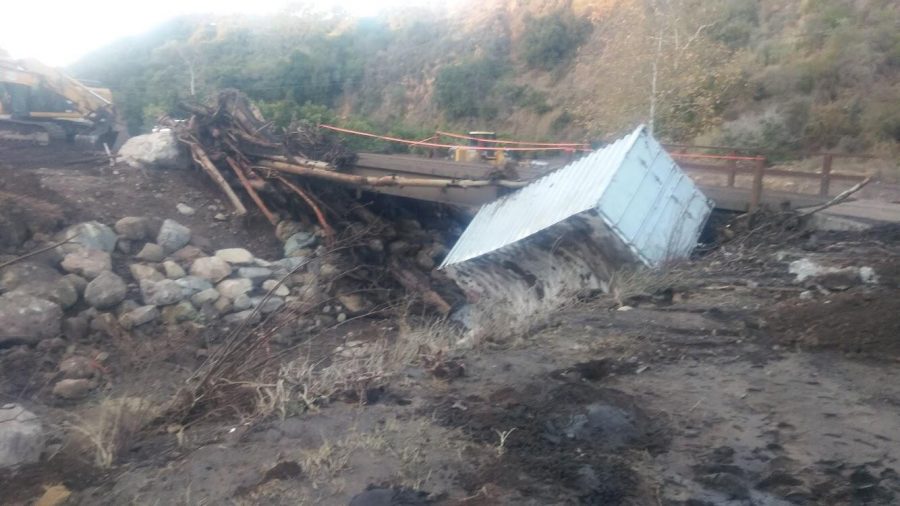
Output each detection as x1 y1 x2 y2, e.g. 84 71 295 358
0 50 119 146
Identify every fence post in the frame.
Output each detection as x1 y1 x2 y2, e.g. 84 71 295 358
726 153 737 187
749 156 765 212
819 154 833 197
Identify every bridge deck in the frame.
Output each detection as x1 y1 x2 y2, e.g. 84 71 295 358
349 154 900 225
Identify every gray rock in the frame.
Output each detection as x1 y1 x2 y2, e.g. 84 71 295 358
0 262 60 292
176 203 195 216
136 243 166 262
58 356 95 380
114 216 156 241
284 232 317 257
62 274 88 296
250 296 285 314
161 301 197 323
214 248 255 264
162 260 185 279
0 293 62 345
214 296 233 315
139 279 184 306
52 379 94 400
8 279 78 310
129 263 164 283
275 220 304 242
0 403 44 469
61 221 118 253
191 288 220 306
233 293 253 311
190 257 233 283
337 293 369 315
175 276 214 296
84 272 127 309
119 305 159 329
117 299 140 316
216 278 253 299
118 131 190 170
156 219 191 253
61 249 112 279
272 257 307 272
261 279 289 296
224 310 261 325
170 245 205 263
237 267 272 285
116 239 134 255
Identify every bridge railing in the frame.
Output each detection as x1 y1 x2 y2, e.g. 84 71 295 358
664 144 873 210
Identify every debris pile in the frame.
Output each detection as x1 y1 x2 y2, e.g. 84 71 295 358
166 90 464 315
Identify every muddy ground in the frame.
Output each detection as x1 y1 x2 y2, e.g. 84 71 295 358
2 142 900 505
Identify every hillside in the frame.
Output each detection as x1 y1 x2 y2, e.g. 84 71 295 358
72 0 900 157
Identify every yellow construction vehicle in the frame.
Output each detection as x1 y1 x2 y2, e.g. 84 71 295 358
452 131 508 166
0 51 119 146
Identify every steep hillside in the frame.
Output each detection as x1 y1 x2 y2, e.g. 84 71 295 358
72 0 900 157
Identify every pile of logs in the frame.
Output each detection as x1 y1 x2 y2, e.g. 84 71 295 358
172 89 463 314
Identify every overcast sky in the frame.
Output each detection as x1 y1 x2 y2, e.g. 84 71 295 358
2 0 451 66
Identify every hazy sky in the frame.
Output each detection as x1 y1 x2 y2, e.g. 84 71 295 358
2 0 449 67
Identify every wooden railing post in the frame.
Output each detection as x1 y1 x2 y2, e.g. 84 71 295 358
820 153 833 197
727 152 737 187
749 156 765 212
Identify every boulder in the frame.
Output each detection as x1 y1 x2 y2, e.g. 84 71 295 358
139 279 184 306
284 232 317 257
224 310 261 325
62 274 88 296
119 305 159 329
261 279 289 297
61 221 117 253
233 293 253 311
175 276 214 296
118 131 189 170
129 264 164 283
84 272 127 309
0 262 60 292
238 266 272 286
191 288 221 306
176 203 195 216
162 260 186 279
114 216 156 241
0 293 61 345
250 296 285 314
0 403 44 469
216 278 253 299
214 248 255 265
52 379 94 400
190 257 233 283
214 296 233 315
161 301 197 324
156 219 191 253
170 245 205 264
58 356 95 380
61 249 111 279
7 277 78 310
135 243 166 262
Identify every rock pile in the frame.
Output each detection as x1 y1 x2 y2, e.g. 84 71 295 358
0 215 369 401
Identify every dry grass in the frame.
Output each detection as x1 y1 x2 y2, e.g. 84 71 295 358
64 396 157 468
608 266 687 307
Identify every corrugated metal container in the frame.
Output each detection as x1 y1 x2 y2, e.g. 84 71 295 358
441 125 713 269
439 126 714 337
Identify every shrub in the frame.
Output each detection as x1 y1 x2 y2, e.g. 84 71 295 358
521 11 591 71
435 58 505 120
